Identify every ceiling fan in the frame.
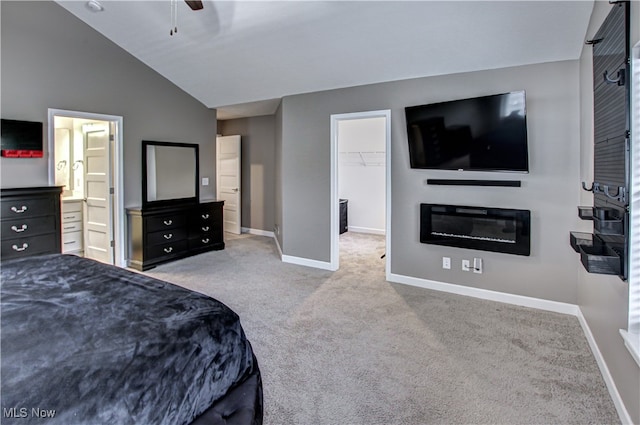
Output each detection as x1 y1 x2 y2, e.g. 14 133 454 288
170 0 204 35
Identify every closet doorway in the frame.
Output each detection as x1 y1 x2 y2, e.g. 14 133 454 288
47 109 125 267
330 110 391 273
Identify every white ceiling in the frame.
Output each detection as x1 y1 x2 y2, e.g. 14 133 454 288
55 0 594 120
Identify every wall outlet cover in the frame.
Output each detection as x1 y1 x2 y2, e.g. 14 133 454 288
462 259 470 271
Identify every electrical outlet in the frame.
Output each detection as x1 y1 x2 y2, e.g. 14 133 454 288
442 257 451 269
473 258 483 274
462 259 470 271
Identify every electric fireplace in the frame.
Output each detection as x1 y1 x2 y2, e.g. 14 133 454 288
420 204 531 256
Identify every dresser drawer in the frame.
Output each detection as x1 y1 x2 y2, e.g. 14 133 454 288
62 221 83 233
62 201 83 213
190 221 221 235
147 227 188 246
0 197 55 219
62 231 83 253
1 216 57 240
194 207 221 224
62 211 82 223
146 240 188 261
146 214 186 232
189 235 220 250
1 234 59 260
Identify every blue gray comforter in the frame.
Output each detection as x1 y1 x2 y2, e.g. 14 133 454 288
1 254 257 425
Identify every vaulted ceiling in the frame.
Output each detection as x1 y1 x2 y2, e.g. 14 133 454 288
55 0 594 119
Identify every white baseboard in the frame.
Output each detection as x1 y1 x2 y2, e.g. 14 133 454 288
387 272 579 315
347 226 386 235
281 254 335 271
241 227 275 238
387 271 632 424
577 312 633 424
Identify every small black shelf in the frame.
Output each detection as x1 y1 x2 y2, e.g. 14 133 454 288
577 206 594 220
578 243 622 276
426 179 521 187
593 208 624 235
570 231 593 253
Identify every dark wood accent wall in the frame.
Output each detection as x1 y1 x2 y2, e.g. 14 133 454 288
573 1 630 279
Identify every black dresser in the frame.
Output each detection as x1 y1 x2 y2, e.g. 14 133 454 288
1 186 62 260
127 201 225 271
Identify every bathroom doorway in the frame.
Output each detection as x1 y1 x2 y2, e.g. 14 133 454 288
48 109 125 267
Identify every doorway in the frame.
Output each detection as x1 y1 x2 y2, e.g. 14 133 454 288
216 135 242 235
47 109 125 267
330 110 391 273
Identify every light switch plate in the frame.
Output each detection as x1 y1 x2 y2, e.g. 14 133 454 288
202 177 209 186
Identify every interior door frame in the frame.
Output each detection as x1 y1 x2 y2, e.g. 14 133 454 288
330 109 391 274
47 108 125 268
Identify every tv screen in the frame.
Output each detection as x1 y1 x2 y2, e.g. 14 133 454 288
1 118 44 157
405 91 528 172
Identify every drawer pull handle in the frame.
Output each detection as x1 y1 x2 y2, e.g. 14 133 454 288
202 238 210 244
12 243 29 252
163 220 173 226
202 226 210 231
201 214 210 219
164 247 173 254
11 224 28 233
163 233 173 240
64 241 75 245
10 206 28 213
64 226 75 230
64 215 76 220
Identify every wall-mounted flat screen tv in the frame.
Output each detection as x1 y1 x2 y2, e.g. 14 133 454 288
405 91 529 172
1 118 44 157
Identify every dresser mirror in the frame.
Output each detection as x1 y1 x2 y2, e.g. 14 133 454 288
142 140 199 209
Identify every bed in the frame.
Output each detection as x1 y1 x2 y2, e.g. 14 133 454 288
0 254 263 425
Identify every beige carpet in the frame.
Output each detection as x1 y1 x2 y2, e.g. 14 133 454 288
146 232 619 425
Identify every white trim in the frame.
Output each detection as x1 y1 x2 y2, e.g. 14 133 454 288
627 41 640 347
241 227 275 238
387 272 579 315
620 329 640 368
576 313 634 425
282 254 334 271
347 226 385 236
47 109 125 268
330 109 391 273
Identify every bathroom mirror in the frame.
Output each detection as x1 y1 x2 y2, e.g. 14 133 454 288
142 140 199 208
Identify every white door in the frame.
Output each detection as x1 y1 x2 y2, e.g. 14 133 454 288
83 127 114 263
216 135 241 235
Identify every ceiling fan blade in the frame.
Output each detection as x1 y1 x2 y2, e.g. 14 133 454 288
184 0 204 11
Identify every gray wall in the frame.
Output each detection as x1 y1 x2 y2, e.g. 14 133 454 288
0 1 217 206
218 116 276 232
281 60 582 303
577 2 640 423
